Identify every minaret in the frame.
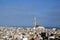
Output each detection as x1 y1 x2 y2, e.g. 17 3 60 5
34 17 36 28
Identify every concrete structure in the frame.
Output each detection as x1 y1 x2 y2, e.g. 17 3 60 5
34 17 36 29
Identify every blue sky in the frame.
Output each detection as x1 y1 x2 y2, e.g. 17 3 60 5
0 0 60 27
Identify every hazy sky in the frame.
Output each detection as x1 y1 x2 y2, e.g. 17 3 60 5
0 0 60 27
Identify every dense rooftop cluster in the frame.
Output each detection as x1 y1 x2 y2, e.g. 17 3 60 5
0 26 60 40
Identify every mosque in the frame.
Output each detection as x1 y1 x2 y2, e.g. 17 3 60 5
33 17 45 31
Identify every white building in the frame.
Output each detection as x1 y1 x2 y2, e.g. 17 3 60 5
36 26 45 32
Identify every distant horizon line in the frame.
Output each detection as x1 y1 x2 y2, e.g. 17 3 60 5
0 25 60 29
0 25 60 27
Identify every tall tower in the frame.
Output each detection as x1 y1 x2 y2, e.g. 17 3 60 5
34 17 36 28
